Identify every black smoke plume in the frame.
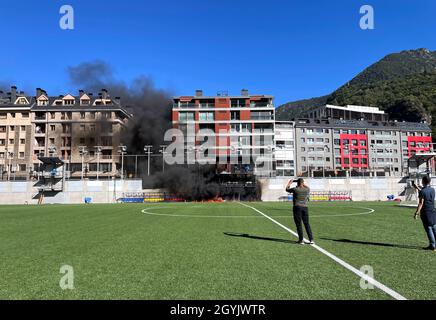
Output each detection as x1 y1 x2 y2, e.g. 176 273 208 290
67 61 261 201
67 60 172 152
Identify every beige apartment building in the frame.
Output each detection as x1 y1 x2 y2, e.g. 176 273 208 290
0 86 130 180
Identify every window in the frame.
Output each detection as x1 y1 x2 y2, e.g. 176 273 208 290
20 126 26 131
20 139 25 145
199 112 214 121
90 112 96 119
0 126 5 132
301 147 306 152
80 112 86 119
101 136 112 146
49 138 55 145
0 113 6 119
90 125 96 132
238 124 249 133
231 111 240 121
80 124 85 131
50 112 56 119
0 139 5 146
19 152 25 159
342 139 349 145
9 139 14 144
10 113 16 118
50 125 56 132
22 113 29 118
334 139 340 146
360 140 367 146
361 158 368 165
334 130 340 134
307 138 314 144
179 112 195 122
10 126 15 131
335 158 341 165
80 138 85 144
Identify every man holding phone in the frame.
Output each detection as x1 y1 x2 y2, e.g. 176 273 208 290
286 178 314 245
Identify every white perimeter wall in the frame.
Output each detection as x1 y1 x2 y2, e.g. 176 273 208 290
260 177 408 202
0 180 143 205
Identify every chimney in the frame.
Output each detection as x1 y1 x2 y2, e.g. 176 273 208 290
241 89 249 96
36 88 43 98
114 97 121 104
11 86 17 102
195 89 203 97
101 89 108 100
79 90 84 97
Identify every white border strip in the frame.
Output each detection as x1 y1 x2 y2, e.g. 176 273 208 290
239 202 407 301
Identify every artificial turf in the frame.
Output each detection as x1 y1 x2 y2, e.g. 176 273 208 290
0 201 434 300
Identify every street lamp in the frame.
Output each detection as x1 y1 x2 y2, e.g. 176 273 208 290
79 146 88 180
118 145 127 180
95 146 102 180
144 145 152 176
159 145 167 173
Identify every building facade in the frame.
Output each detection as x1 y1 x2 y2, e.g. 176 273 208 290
172 90 275 176
275 121 296 177
294 118 432 177
0 86 130 180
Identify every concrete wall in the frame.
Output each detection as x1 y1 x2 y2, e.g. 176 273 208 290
0 179 143 204
259 177 408 202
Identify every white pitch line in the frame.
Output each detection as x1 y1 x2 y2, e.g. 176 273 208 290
238 202 407 301
142 205 375 219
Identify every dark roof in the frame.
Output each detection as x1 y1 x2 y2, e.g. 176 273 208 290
294 118 431 132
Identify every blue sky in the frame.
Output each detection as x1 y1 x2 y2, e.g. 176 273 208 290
0 0 435 105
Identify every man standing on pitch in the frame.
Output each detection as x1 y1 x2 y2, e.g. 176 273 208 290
286 178 314 245
413 176 436 251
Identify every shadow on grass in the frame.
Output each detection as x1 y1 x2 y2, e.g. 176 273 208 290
321 237 423 250
224 232 296 244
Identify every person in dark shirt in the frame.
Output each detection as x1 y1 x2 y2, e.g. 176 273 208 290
286 178 314 245
413 176 436 251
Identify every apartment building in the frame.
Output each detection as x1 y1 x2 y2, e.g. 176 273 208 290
0 86 130 180
172 90 275 176
294 118 432 177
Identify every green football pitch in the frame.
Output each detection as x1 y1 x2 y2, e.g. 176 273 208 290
0 201 435 300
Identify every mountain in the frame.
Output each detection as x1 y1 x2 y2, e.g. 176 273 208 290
275 95 329 120
277 48 436 133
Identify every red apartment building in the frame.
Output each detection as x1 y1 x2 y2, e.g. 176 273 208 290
172 90 275 176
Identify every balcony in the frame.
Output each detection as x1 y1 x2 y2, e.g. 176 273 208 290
250 103 274 108
251 116 274 121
